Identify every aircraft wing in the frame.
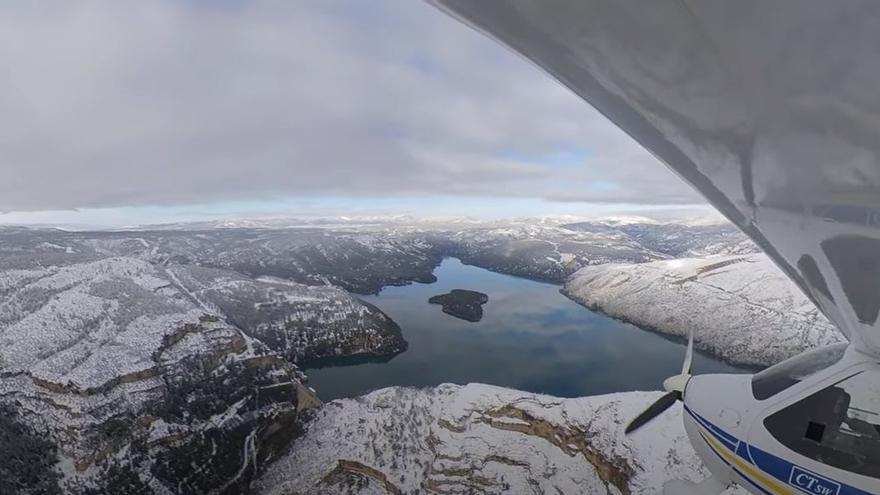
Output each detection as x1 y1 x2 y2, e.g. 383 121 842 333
431 0 880 356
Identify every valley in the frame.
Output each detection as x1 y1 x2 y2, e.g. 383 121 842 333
306 258 747 402
0 218 839 493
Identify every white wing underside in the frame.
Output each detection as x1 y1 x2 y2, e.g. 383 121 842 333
432 0 880 357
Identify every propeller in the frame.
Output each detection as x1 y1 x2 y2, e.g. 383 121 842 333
625 326 694 435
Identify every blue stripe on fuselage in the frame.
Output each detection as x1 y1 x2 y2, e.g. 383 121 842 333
685 404 740 452
683 406 874 495
697 430 775 495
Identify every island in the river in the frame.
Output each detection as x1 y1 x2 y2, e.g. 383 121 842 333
428 289 489 322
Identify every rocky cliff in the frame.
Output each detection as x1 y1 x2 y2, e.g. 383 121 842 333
0 248 402 492
254 383 749 495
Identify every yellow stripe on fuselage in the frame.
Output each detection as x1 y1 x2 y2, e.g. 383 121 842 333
693 421 793 495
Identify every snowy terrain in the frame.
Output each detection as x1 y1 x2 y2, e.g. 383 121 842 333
562 221 758 258
564 254 844 367
86 227 444 295
0 254 331 492
0 218 759 289
0 220 842 493
0 256 305 492
445 223 664 283
169 265 407 366
255 383 748 495
0 230 409 493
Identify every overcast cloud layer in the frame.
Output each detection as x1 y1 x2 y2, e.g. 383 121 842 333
0 0 701 213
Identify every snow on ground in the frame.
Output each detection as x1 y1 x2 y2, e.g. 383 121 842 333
255 383 748 495
0 255 306 491
0 258 217 388
564 254 844 367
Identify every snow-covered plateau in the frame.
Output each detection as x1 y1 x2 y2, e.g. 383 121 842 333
254 383 748 495
563 254 844 367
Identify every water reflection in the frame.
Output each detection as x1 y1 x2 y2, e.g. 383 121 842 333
305 258 750 401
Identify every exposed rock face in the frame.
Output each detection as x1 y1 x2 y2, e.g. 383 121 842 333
0 244 405 492
428 289 488 322
253 383 749 495
563 254 844 367
0 256 311 492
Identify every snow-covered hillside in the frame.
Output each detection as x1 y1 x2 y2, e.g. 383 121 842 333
254 383 748 495
169 265 407 365
85 228 444 295
446 223 664 283
563 254 844 367
1 219 761 289
0 256 308 493
560 220 758 257
0 250 407 492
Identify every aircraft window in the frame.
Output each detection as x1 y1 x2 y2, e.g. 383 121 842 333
822 235 880 325
752 344 848 400
764 369 880 479
797 254 833 302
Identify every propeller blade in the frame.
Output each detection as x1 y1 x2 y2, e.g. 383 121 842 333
682 326 694 375
626 327 694 435
625 391 681 434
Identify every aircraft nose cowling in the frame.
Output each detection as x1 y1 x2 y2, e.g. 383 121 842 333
679 374 754 490
663 373 691 395
683 374 753 438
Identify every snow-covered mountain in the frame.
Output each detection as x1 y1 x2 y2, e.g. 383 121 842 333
254 383 748 495
0 256 309 493
563 254 844 367
0 239 407 492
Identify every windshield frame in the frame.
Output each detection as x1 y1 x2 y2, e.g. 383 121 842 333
752 343 849 400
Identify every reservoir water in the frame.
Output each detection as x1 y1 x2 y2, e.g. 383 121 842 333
306 258 750 401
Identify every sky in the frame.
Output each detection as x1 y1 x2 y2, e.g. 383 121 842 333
0 0 706 228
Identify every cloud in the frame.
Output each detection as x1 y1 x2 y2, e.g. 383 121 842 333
0 0 702 213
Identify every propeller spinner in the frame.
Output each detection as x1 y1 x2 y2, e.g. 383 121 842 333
625 327 694 435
